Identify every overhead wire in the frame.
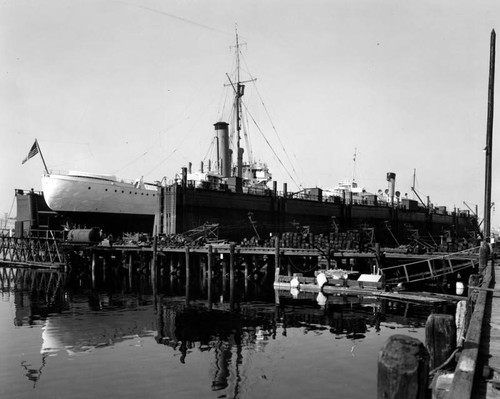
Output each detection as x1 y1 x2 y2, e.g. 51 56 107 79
240 52 303 188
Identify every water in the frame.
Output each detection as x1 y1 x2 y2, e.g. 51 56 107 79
0 265 444 399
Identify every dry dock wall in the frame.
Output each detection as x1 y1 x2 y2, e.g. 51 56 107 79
159 185 477 245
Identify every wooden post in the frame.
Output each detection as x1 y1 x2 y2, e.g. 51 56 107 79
378 334 430 399
244 256 249 293
425 314 456 370
128 253 133 290
456 300 467 348
91 251 97 288
222 254 227 295
102 255 107 282
229 243 235 311
169 254 175 290
375 242 381 272
479 241 491 273
151 232 158 295
207 245 213 309
468 274 481 300
185 246 190 305
275 236 280 271
201 254 207 288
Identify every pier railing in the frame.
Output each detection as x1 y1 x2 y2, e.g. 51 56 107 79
0 229 66 268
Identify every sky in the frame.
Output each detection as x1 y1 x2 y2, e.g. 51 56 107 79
1 0 499 228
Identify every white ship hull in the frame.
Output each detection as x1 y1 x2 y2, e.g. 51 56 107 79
42 172 158 215
41 171 158 233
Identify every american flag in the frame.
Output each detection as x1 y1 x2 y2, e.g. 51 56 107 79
22 140 39 164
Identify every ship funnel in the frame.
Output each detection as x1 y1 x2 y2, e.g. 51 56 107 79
386 172 396 203
215 122 230 177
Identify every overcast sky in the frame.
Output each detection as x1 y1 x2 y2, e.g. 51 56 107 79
1 0 499 229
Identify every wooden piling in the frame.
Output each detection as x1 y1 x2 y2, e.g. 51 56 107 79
169 255 175 289
378 334 430 399
468 274 481 300
185 247 190 304
102 255 107 282
151 233 158 294
91 251 97 287
222 255 227 295
229 243 235 310
425 314 456 371
275 236 280 271
128 253 133 290
244 257 249 292
207 245 213 309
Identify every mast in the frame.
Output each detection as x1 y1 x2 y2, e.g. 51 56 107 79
483 29 496 242
227 29 255 179
235 31 243 179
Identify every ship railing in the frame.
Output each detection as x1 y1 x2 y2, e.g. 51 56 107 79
48 169 150 187
15 188 44 196
29 229 67 241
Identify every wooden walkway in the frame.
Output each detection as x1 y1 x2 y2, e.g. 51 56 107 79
472 258 500 398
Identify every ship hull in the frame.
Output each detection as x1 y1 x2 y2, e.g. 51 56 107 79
40 173 158 234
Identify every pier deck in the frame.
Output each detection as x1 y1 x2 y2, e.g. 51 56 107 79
472 258 500 399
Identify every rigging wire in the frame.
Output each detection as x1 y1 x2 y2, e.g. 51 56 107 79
241 100 302 190
240 52 303 187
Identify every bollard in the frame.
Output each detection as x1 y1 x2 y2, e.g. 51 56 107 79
378 334 430 399
479 241 491 273
468 274 481 301
425 314 456 371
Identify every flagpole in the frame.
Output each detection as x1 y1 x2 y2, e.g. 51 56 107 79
36 139 49 175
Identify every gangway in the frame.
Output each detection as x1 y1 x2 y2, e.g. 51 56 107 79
380 246 481 286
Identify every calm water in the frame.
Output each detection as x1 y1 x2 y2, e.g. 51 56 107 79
0 264 444 399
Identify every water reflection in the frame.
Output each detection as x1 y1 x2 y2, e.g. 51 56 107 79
0 265 450 398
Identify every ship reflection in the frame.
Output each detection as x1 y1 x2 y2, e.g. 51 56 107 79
2 265 444 394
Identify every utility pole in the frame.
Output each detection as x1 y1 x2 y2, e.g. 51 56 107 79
484 29 496 242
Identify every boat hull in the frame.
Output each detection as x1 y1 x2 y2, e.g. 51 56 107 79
42 173 157 215
39 173 157 234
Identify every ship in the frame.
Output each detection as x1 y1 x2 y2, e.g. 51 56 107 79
40 170 159 234
16 33 480 247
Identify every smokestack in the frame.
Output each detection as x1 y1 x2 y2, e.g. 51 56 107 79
386 172 396 204
214 122 230 177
